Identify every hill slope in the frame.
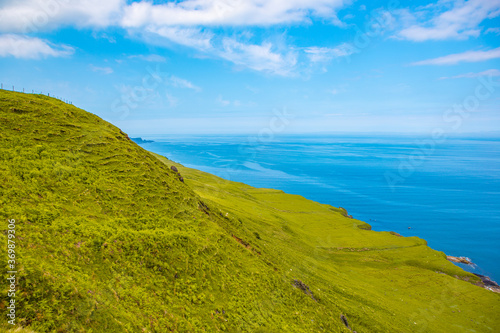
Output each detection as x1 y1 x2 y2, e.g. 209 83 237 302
0 90 499 332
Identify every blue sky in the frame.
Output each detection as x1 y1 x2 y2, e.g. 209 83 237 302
0 0 499 135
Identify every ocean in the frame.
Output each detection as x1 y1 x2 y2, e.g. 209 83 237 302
135 135 500 282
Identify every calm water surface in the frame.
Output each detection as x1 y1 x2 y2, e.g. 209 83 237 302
136 135 500 282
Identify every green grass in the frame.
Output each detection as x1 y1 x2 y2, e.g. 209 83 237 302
0 90 499 332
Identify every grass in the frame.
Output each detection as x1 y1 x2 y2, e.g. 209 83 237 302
0 90 499 332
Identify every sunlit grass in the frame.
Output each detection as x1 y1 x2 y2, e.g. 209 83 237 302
1 90 498 332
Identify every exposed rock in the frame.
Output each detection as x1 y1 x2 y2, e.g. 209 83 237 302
339 207 348 217
232 234 261 255
179 176 184 183
474 274 500 293
171 165 178 172
340 314 350 329
120 131 131 140
198 201 210 215
293 279 316 301
446 256 473 265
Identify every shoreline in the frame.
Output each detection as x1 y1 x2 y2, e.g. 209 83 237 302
150 145 500 295
137 138 500 292
446 256 500 293
473 274 500 293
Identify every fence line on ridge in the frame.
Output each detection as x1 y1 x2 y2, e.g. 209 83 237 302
0 83 73 105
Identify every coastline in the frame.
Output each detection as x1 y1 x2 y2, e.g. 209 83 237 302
2 90 499 332
474 274 500 293
446 256 500 293
134 136 500 281
149 149 499 296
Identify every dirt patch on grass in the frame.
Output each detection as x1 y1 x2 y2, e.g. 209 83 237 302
232 234 261 255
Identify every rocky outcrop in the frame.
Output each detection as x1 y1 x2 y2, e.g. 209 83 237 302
170 165 184 182
474 274 500 293
446 256 473 265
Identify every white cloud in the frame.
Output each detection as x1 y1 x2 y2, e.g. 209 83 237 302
246 85 260 94
328 85 347 95
217 95 231 106
216 95 253 107
0 0 125 33
89 64 113 74
0 0 352 75
128 54 167 62
169 76 201 91
138 26 296 75
439 69 500 79
165 93 179 108
485 27 500 35
0 0 350 32
121 0 349 28
217 38 297 75
397 0 500 41
304 44 355 63
146 26 213 51
91 31 117 43
412 47 500 65
0 34 74 59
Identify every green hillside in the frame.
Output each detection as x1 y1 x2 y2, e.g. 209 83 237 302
0 90 499 332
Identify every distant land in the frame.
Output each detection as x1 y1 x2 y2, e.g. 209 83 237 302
130 137 155 144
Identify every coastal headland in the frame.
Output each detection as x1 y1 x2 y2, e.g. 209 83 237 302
1 90 499 332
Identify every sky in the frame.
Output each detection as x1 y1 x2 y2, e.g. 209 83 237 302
0 0 499 135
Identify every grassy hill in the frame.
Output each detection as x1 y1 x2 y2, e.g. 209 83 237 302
0 90 499 332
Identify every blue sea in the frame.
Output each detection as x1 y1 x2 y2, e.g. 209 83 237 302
135 135 500 282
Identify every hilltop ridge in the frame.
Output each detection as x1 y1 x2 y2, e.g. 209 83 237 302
1 90 499 332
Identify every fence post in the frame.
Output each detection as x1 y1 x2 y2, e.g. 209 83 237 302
1 83 3 89
23 88 25 93
12 86 14 91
